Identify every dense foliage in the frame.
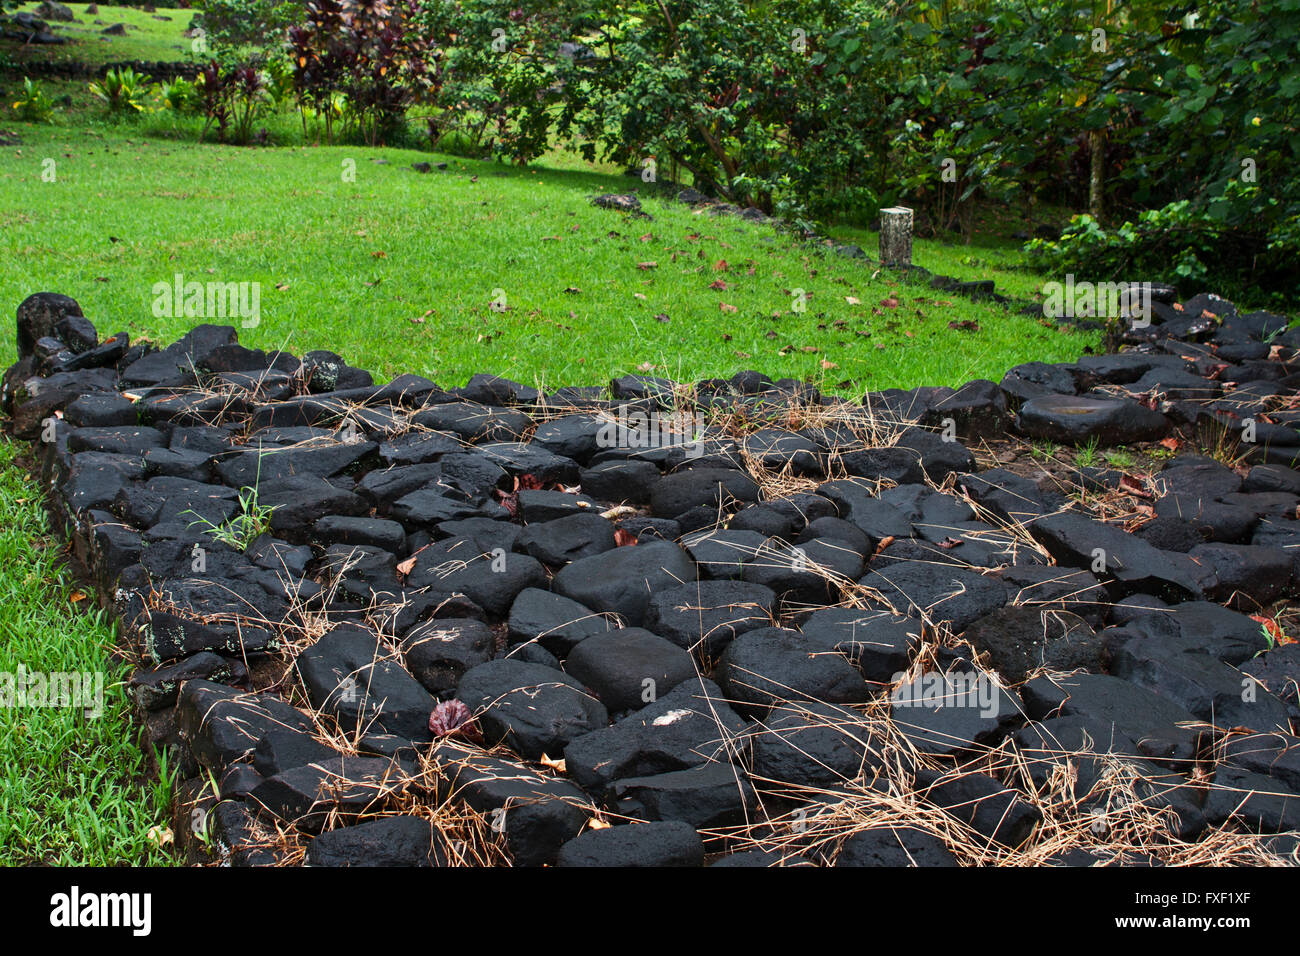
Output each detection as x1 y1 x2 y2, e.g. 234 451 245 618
415 0 1295 303
45 0 1298 302
195 0 305 58
289 0 432 145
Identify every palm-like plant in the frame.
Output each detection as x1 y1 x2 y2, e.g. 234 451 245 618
89 67 154 114
159 76 198 113
229 65 270 143
12 77 54 123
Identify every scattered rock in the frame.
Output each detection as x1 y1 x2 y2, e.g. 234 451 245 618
457 659 608 759
556 820 704 867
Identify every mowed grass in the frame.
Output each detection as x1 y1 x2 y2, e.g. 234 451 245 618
0 438 175 865
3 2 198 67
0 124 1096 394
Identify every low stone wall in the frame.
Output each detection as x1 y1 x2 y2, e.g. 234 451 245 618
2 58 202 80
6 287 1300 866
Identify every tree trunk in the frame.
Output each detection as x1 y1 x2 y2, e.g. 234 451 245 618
1088 128 1105 222
879 207 914 267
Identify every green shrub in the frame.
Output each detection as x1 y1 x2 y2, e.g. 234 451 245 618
89 67 154 114
11 77 55 123
193 0 304 59
159 76 200 113
289 0 431 147
1028 183 1300 308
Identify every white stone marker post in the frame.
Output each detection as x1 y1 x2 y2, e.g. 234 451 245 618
879 206 914 268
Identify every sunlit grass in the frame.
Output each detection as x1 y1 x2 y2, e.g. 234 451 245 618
1 124 1096 395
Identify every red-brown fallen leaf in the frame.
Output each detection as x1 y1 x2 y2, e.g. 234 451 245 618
397 541 434 577
614 529 639 547
800 346 819 353
429 700 482 742
719 302 738 313
654 313 670 323
495 490 519 519
518 473 544 491
637 261 657 270
937 537 964 549
1252 614 1293 644
948 320 980 331
639 233 653 242
714 259 729 271
1158 436 1183 452
1118 475 1152 498
873 535 895 557
880 296 899 308
709 279 728 290
820 360 838 370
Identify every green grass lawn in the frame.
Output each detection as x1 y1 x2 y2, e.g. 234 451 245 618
2 2 198 68
0 439 175 865
0 122 1096 395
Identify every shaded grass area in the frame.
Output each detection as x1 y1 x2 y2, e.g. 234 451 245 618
831 219 1058 304
0 124 1096 394
2 2 198 68
0 438 175 866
